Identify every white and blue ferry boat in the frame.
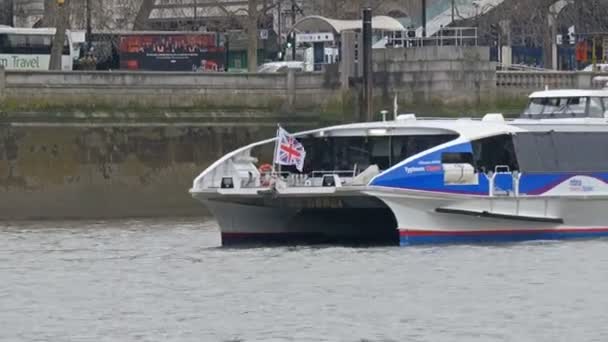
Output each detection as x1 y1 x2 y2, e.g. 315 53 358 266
190 89 608 246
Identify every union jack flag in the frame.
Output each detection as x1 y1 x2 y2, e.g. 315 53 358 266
274 127 306 172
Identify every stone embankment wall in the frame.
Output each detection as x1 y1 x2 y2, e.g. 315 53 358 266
0 50 605 114
0 68 341 111
0 123 302 219
373 46 497 105
0 46 499 114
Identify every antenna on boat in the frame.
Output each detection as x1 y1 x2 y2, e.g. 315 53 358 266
393 94 398 120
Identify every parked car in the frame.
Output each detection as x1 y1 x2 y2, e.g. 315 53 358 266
582 63 608 72
257 61 306 73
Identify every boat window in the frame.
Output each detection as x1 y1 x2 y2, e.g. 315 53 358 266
294 134 458 174
589 97 605 117
442 152 474 165
513 132 608 172
524 98 544 116
523 97 589 117
471 135 519 173
540 98 562 115
602 98 608 115
391 135 457 163
565 97 588 116
370 138 390 170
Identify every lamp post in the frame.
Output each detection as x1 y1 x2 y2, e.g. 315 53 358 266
362 7 373 121
291 0 297 60
421 0 427 37
451 0 455 23
86 0 92 51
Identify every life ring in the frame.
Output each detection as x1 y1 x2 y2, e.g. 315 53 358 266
258 164 273 174
258 164 273 186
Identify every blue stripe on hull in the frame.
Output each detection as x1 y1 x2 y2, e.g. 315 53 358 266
400 230 608 246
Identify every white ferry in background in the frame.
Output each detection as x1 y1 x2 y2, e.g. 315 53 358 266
190 88 608 246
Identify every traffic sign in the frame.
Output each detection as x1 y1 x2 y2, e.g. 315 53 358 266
296 33 335 43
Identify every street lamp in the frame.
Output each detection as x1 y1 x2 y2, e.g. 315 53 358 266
421 0 427 37
86 0 92 51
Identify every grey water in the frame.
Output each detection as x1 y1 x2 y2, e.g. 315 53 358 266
1 218 608 342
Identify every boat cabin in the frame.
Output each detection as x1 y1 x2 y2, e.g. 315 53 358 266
523 89 608 118
287 133 457 174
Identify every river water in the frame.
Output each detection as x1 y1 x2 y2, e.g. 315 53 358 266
1 218 608 342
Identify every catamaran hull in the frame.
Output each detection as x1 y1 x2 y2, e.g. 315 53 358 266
372 190 608 246
195 194 398 245
201 199 322 245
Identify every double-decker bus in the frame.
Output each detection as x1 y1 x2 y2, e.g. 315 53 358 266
0 26 74 70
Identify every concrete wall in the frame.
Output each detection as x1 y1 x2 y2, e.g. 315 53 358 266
373 46 497 105
0 70 340 111
0 123 317 220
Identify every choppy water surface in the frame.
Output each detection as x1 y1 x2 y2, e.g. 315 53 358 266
2 218 608 342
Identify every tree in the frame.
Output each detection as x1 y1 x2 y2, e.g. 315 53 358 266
49 0 70 70
134 0 155 30
0 0 14 26
215 0 281 72
466 0 608 69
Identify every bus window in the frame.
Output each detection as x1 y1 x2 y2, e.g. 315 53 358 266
28 35 52 54
6 34 27 54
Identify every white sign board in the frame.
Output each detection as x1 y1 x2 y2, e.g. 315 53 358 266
296 33 335 43
260 29 269 40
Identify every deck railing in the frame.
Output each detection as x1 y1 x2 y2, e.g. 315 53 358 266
496 71 578 89
250 169 359 189
496 71 608 91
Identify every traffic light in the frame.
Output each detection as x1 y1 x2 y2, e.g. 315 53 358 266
286 32 294 49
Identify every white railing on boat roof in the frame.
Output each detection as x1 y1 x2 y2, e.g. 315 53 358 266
312 170 358 178
394 114 505 122
246 169 359 189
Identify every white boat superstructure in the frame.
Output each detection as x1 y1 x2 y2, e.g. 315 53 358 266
191 89 608 246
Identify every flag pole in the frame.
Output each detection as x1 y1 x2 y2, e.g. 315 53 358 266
272 124 280 175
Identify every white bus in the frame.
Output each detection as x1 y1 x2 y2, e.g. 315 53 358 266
0 26 74 71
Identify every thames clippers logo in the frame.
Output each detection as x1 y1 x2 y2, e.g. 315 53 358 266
569 178 593 192
424 165 442 172
405 161 442 174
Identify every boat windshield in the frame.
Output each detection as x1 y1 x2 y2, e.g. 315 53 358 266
522 96 607 118
278 134 458 175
